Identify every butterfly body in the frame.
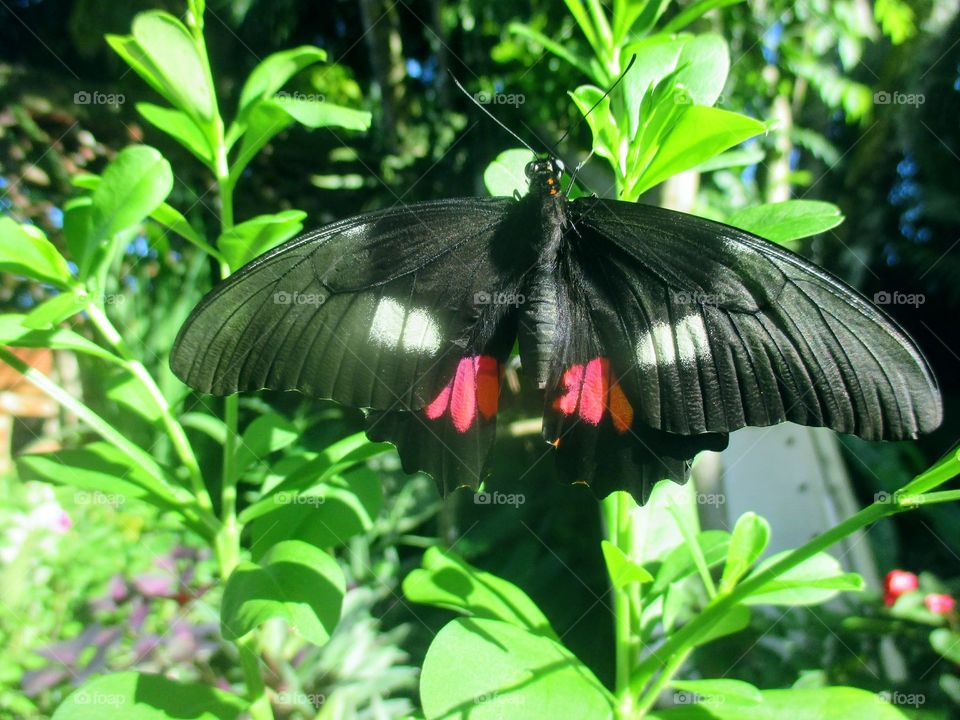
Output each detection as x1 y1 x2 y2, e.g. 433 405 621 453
171 155 941 504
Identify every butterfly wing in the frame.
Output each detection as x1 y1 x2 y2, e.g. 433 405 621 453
564 197 941 441
172 197 541 496
530 240 728 504
171 198 538 411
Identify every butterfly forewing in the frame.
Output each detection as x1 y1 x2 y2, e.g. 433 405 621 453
568 198 942 441
171 198 533 411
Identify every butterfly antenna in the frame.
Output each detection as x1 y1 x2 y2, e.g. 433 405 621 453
449 70 539 156
555 54 637 149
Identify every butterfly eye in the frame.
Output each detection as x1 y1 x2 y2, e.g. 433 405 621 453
524 162 536 179
554 159 565 176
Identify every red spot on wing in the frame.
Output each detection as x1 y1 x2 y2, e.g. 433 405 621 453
608 381 633 433
553 357 633 433
555 364 584 415
425 383 451 419
450 358 478 432
425 355 500 432
475 355 499 419
579 358 609 424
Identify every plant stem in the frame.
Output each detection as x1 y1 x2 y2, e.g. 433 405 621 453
634 646 692 715
605 491 638 719
218 393 240 573
237 631 273 720
629 500 911 701
0 347 218 538
668 500 716 598
210 103 275 719
85 303 213 512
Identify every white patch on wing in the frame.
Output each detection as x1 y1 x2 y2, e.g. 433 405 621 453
673 313 708 365
369 297 441 354
638 322 677 368
636 314 709 369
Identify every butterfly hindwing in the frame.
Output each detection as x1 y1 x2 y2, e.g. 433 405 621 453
532 244 728 502
366 315 517 494
566 198 942 441
171 198 536 411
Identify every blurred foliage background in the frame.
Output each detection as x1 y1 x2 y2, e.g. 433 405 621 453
1 0 959 717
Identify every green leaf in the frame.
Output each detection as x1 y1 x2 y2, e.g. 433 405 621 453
403 547 557 638
23 291 88 330
63 196 93 268
930 628 960 663
648 686 910 719
247 467 382 556
0 314 122 364
180 412 227 444
51 671 246 720
694 146 766 173
743 551 863 606
0 218 72 287
661 0 747 33
484 148 534 197
237 46 328 119
634 106 766 195
105 373 164 425
218 210 306 271
571 85 618 167
136 102 213 165
18 442 180 513
89 145 173 253
720 512 770 592
74 174 220 262
507 23 596 82
221 540 344 646
236 411 300 473
696 605 752 646
601 540 653 589
669 678 761 704
651 530 730 596
242 432 390 522
227 100 294 187
420 617 613 720
271 96 371 131
727 200 845 244
130 11 215 122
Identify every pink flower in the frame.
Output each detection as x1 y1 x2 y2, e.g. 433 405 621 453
884 570 919 607
924 593 956 615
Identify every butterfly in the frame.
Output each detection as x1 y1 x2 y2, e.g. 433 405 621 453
170 155 942 505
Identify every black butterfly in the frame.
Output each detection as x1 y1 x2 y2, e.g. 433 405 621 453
170 156 942 504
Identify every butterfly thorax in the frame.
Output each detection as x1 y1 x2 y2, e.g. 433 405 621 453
525 156 565 198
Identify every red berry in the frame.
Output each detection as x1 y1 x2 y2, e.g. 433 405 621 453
924 593 956 615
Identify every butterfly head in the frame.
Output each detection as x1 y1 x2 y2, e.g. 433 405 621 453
525 156 565 197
